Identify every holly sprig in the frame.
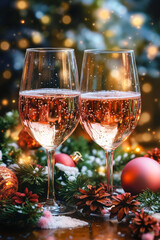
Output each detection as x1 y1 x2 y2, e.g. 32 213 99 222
0 188 43 228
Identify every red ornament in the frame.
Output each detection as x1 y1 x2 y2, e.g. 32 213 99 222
121 157 160 195
55 153 75 167
17 128 41 150
0 166 18 200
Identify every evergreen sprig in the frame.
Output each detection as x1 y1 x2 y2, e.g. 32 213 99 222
1 145 22 166
58 174 90 204
138 189 160 214
0 199 42 228
13 164 48 196
0 111 19 145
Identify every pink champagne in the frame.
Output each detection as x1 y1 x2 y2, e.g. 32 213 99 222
81 91 141 150
19 89 80 149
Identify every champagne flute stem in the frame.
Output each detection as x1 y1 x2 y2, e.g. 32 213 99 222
46 149 56 205
105 150 114 192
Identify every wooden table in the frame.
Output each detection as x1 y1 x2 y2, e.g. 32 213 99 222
0 214 136 240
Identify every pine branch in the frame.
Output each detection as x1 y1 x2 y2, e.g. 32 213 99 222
13 164 48 196
0 111 20 145
138 189 160 214
0 200 42 228
58 174 90 204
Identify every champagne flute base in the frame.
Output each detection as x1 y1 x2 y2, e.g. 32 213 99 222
42 200 76 216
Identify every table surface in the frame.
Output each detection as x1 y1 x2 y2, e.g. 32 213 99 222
0 214 137 240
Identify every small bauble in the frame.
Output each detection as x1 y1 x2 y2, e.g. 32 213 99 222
0 166 18 200
17 128 41 150
121 157 160 195
55 153 75 167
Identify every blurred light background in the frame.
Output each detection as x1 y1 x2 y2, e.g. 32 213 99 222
0 0 160 149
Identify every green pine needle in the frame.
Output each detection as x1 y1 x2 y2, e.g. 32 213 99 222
138 189 160 214
13 164 47 196
58 174 90 204
0 199 42 228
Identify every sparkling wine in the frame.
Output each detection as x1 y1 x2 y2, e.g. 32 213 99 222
81 91 141 150
19 89 80 149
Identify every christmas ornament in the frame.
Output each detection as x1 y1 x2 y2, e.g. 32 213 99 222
12 187 39 205
75 184 111 215
55 153 76 167
0 166 18 200
17 128 40 150
145 148 160 164
129 209 160 237
110 192 140 221
121 157 160 195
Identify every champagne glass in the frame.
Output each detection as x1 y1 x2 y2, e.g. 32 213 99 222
80 49 141 192
19 48 80 215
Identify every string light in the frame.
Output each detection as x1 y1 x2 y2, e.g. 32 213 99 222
18 154 32 165
16 0 29 10
125 146 131 152
130 14 145 28
20 19 25 24
12 100 16 103
62 15 71 24
98 166 105 176
2 99 9 106
1 41 10 51
135 147 141 153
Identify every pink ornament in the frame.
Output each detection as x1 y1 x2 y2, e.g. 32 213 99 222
55 153 75 167
101 209 107 215
121 157 160 195
37 216 48 228
43 210 52 219
141 233 154 240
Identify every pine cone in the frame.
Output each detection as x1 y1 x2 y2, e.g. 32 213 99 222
75 185 112 215
145 148 160 164
12 188 39 205
100 182 114 194
129 209 160 237
110 192 140 221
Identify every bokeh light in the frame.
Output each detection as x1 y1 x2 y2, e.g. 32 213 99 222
147 45 159 60
1 41 10 51
96 8 110 21
3 70 12 79
142 83 152 93
130 14 145 28
64 38 74 47
62 15 72 24
138 112 151 125
41 15 51 25
16 0 29 10
2 99 9 106
32 32 43 44
18 38 29 48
